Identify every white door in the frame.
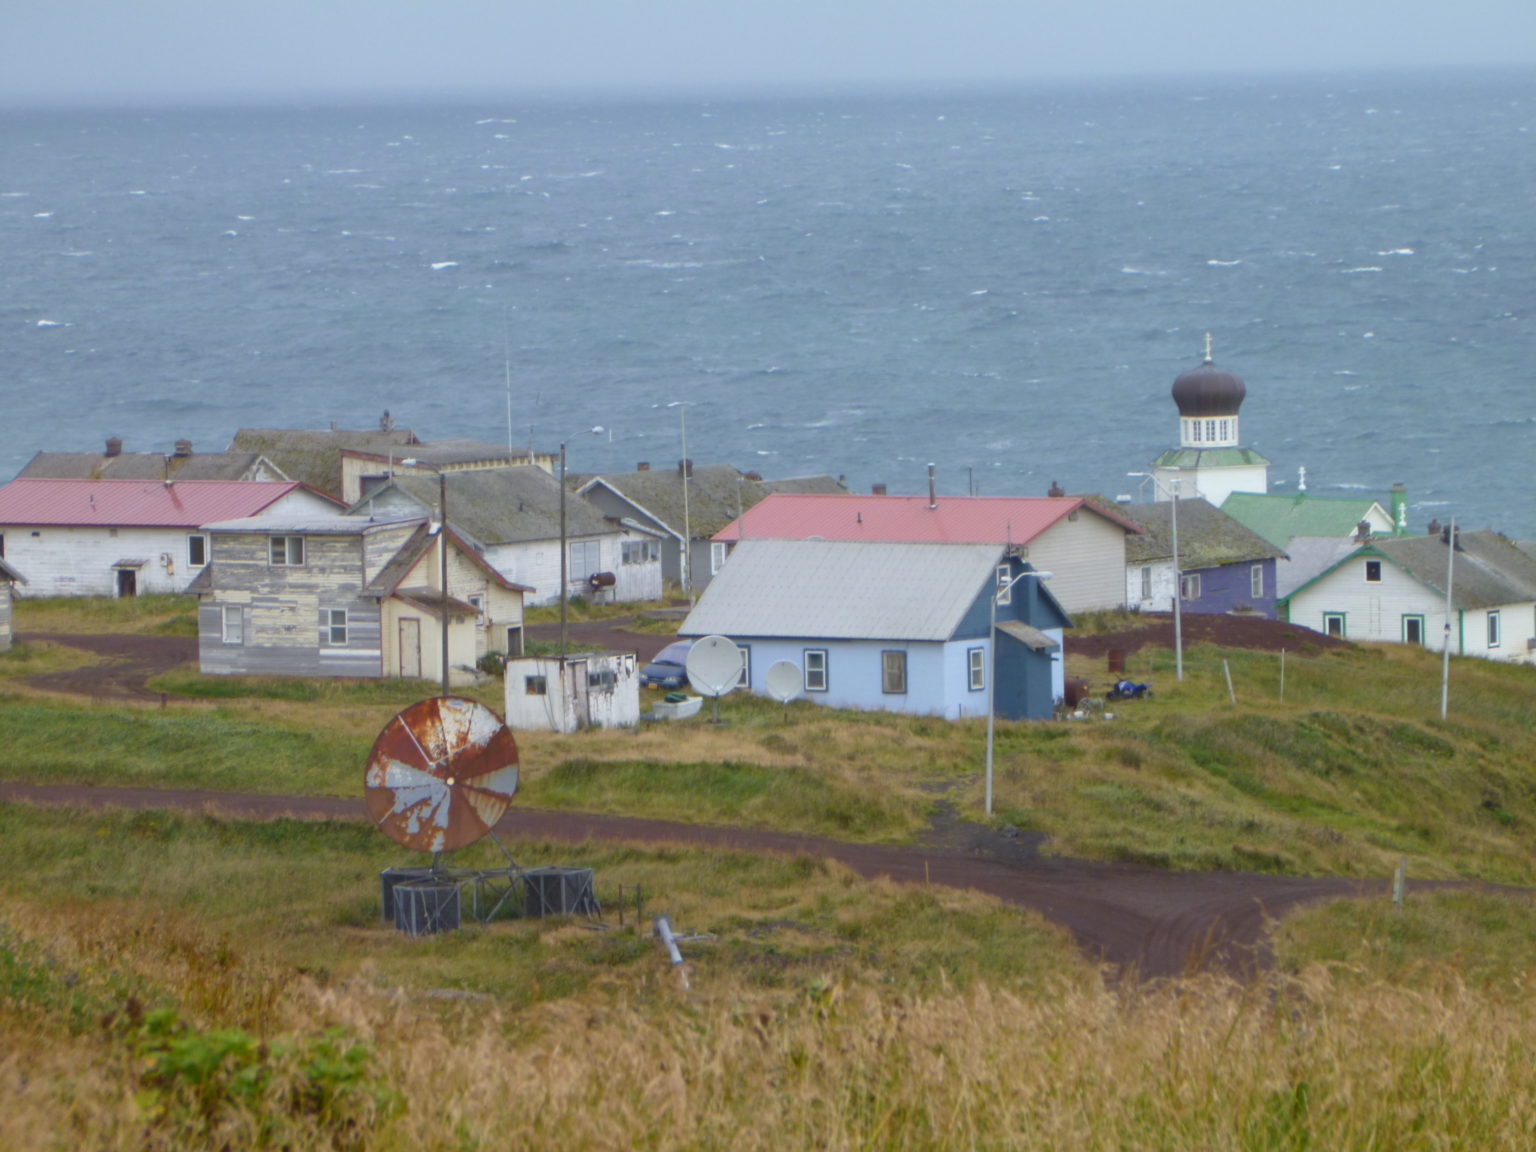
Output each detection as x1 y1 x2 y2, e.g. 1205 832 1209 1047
399 619 421 679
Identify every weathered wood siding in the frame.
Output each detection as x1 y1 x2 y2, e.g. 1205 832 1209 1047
198 529 383 678
1027 513 1130 613
0 581 13 652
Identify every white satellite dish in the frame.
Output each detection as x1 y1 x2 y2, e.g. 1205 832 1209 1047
685 634 744 698
764 661 801 704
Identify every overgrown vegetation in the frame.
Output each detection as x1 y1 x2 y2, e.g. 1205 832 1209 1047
13 593 199 635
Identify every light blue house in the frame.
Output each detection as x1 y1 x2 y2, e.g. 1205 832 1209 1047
679 539 1070 720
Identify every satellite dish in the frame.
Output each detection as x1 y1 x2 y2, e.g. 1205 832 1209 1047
685 634 744 698
764 660 801 704
364 696 520 854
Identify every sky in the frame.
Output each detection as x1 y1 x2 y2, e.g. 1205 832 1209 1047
3 0 1535 105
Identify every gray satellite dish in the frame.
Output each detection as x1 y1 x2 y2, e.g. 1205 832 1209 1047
685 634 744 698
764 661 801 704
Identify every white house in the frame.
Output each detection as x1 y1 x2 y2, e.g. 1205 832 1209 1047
681 539 1070 720
0 479 341 598
713 487 1139 614
503 653 641 733
350 468 663 606
1282 527 1536 662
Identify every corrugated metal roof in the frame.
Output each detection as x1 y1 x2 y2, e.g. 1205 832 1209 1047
1221 491 1389 550
681 539 1006 641
715 491 1139 544
0 479 311 529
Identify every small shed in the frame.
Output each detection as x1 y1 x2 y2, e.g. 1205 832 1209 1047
0 558 24 653
504 652 641 733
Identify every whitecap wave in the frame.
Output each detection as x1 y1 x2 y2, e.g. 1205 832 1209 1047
1206 258 1242 266
1377 247 1414 255
430 261 459 270
1341 266 1383 274
33 211 53 218
36 319 64 328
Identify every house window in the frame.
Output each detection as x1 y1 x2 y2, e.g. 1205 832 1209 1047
882 650 907 695
710 541 729 575
525 675 548 696
968 646 985 691
506 625 524 656
1140 566 1152 601
1251 565 1264 598
1365 560 1382 583
0 531 5 557
187 534 207 568
622 539 660 565
996 565 1012 606
1403 615 1425 646
1323 613 1346 637
588 668 617 690
270 535 305 566
803 649 828 692
1180 572 1201 601
569 540 600 580
468 594 484 618
221 605 244 645
1488 610 1501 649
736 644 751 688
327 609 347 645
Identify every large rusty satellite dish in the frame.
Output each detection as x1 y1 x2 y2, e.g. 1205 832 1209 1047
364 697 520 854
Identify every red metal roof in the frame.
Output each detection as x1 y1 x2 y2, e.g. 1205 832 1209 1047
715 492 1141 544
0 479 313 528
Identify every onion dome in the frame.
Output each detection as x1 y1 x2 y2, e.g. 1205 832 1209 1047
1171 338 1246 418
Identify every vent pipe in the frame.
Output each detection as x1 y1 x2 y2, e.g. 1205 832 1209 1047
105 436 123 458
927 462 937 510
872 483 887 496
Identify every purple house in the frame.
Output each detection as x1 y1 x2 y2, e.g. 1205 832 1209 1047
1121 498 1284 618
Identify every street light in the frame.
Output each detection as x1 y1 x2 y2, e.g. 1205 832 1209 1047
665 401 693 600
984 565 1053 817
559 426 605 656
1128 469 1184 682
400 458 451 697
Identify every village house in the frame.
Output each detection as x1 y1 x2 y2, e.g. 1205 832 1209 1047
577 462 844 594
18 436 288 483
1281 526 1536 661
1221 480 1406 597
229 423 422 502
681 539 1069 720
1118 498 1285 617
0 558 23 652
351 467 664 605
191 511 529 684
340 439 559 506
0 478 340 598
712 479 1140 614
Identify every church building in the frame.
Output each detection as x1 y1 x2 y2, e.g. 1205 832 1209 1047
1148 338 1270 507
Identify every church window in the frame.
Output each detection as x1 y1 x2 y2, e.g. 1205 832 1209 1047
1205 419 1217 441
1189 420 1202 443
1219 419 1231 441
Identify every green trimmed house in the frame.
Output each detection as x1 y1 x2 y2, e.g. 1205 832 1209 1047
1280 527 1536 662
1221 483 1406 598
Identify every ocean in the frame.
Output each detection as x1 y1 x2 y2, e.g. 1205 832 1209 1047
3 69 1533 536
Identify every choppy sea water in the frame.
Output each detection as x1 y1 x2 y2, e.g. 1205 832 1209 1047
3 69 1532 535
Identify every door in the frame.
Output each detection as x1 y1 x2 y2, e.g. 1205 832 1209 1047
398 618 421 679
115 568 137 598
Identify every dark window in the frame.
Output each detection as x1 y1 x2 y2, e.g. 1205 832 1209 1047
270 535 305 566
525 675 548 696
1324 613 1346 637
882 650 907 694
804 649 828 692
187 534 207 568
1403 616 1424 646
1365 560 1382 583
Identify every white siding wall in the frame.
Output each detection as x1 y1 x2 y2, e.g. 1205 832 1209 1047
1172 463 1270 509
1027 513 1129 613
4 525 208 596
1125 559 1178 614
483 532 624 606
0 582 12 651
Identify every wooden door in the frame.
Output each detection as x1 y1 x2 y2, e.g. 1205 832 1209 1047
398 618 421 679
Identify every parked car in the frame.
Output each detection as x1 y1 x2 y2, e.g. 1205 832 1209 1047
640 640 693 689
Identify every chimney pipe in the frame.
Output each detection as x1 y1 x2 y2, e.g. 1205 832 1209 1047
1355 520 1371 543
173 438 193 458
678 459 693 478
927 463 937 510
637 461 650 472
105 436 123 458
872 483 887 497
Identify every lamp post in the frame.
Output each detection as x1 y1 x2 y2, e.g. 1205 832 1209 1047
1128 469 1184 682
985 566 1053 817
559 427 605 656
666 401 693 600
400 459 451 696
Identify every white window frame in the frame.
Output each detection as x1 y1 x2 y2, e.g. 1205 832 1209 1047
327 608 347 646
881 650 907 695
1323 612 1346 638
221 604 244 645
187 534 208 568
1488 610 1501 649
270 535 305 566
1180 572 1201 601
710 541 729 575
996 565 1012 606
737 643 751 688
803 649 828 693
1189 419 1202 443
1140 566 1152 602
1251 565 1264 598
569 539 600 580
1402 615 1425 646
968 646 985 691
